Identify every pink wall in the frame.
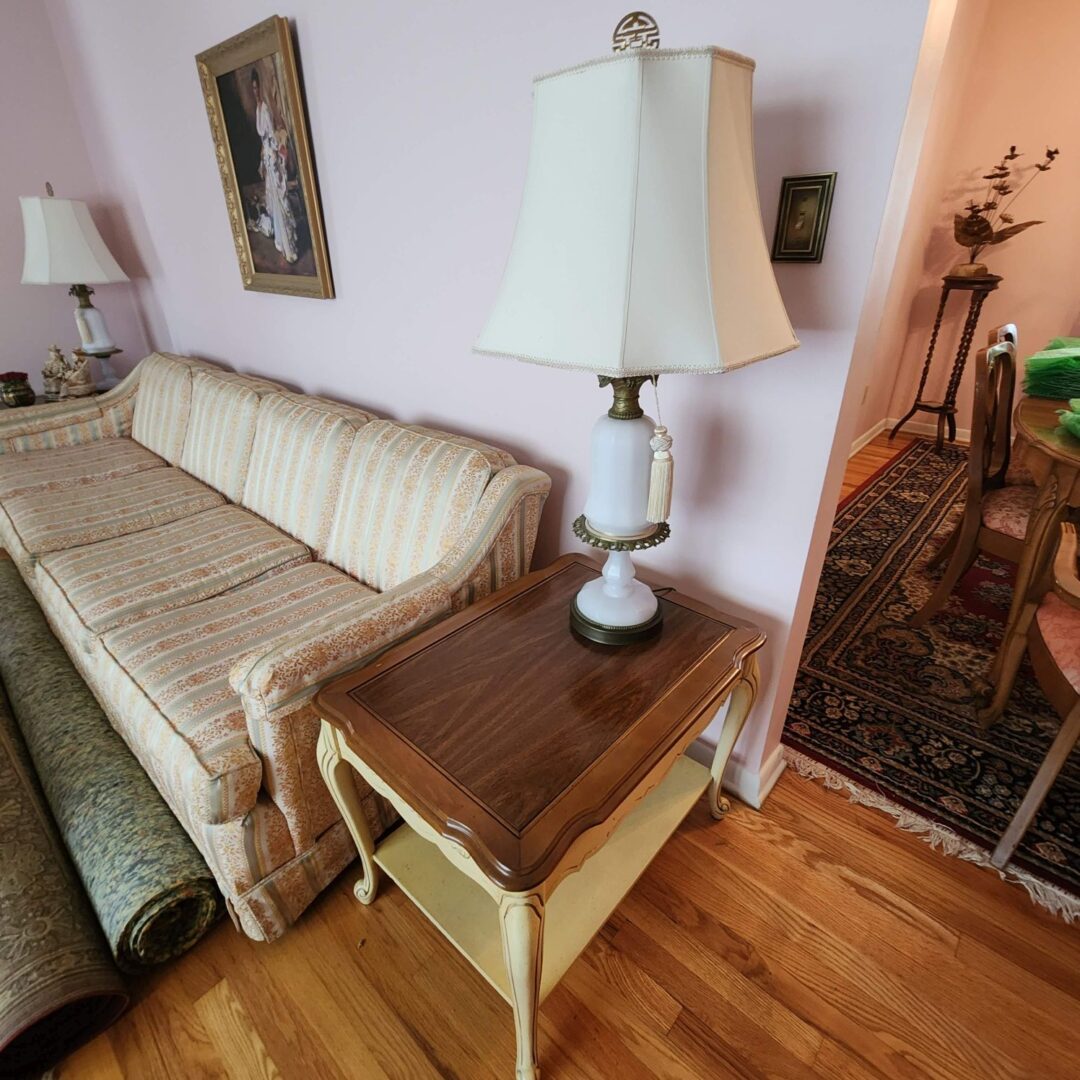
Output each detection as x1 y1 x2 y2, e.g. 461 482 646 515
37 0 932 803
857 0 1080 442
1 0 147 394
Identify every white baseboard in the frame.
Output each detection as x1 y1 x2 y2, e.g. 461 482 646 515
850 416 970 457
849 419 886 457
688 735 788 811
725 742 788 809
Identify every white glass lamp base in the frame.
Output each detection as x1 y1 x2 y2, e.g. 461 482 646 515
572 550 661 643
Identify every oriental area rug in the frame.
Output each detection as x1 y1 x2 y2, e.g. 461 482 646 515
784 438 1079 919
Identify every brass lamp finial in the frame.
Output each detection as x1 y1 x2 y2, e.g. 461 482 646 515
612 11 660 52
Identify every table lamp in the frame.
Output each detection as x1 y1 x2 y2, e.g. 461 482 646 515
20 184 129 389
475 13 798 644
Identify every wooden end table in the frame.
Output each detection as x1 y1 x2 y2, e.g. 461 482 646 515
315 554 765 1080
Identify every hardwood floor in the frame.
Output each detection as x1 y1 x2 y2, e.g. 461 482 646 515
841 432 917 503
59 435 1080 1080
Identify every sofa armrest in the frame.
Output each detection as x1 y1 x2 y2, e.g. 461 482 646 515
230 464 550 716
0 363 141 453
230 571 454 719
437 464 551 605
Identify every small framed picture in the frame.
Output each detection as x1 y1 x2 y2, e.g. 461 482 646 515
196 17 333 298
771 173 836 263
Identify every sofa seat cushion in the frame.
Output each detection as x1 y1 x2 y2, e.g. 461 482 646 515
1 467 225 558
101 563 376 828
35 505 312 647
0 437 164 499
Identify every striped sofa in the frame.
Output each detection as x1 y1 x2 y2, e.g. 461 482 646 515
0 353 550 940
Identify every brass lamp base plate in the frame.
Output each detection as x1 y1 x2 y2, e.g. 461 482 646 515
570 598 663 646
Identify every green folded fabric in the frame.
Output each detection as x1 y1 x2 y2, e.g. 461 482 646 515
1023 342 1080 399
1058 398 1080 439
0 557 222 971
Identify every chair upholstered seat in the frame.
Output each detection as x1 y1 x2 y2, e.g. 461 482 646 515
981 484 1037 541
1004 458 1037 488
35 505 311 646
0 437 164 500
0 467 224 558
1037 592 1080 693
100 563 376 833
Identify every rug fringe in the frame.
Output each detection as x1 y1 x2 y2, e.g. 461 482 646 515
782 746 1080 925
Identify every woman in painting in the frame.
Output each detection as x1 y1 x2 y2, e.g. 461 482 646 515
252 66 298 264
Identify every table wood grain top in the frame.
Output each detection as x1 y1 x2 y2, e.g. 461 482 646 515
1016 396 1080 469
316 554 765 891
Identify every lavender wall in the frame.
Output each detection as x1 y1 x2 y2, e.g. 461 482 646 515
37 0 931 801
1 0 147 393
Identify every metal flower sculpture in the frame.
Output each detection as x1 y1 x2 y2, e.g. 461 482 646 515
953 145 1060 272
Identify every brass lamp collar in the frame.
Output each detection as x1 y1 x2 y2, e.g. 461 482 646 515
598 374 657 420
68 284 96 308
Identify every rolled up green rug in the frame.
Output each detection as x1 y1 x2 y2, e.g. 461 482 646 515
0 682 127 1076
0 555 222 971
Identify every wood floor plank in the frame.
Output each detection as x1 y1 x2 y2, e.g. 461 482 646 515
776 774 1080 1000
193 979 280 1080
672 802 1080 1079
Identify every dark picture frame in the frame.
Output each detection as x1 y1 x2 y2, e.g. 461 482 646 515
771 173 836 263
196 16 333 298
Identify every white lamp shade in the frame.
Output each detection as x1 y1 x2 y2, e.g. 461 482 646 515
20 196 128 286
475 48 798 376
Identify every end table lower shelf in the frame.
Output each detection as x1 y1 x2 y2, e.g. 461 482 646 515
367 752 706 1005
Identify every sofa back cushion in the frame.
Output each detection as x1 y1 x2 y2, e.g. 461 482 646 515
325 420 494 591
241 393 368 556
180 371 269 501
131 353 213 464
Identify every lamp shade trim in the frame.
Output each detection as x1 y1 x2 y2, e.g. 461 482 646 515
472 338 800 377
535 45 756 86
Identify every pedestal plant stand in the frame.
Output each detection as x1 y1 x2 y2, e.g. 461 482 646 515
890 273 1001 453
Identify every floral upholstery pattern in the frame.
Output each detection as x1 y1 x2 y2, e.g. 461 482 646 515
325 420 495 590
1037 592 1080 693
130 353 217 464
1 467 224 557
242 393 370 557
102 563 376 842
180 370 267 501
0 437 163 499
35 505 310 645
0 352 549 940
980 484 1036 540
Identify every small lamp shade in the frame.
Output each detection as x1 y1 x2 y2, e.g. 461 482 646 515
475 48 797 376
20 197 128 286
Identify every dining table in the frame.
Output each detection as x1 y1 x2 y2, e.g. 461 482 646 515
976 395 1080 723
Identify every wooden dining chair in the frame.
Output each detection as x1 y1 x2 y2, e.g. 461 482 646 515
911 327 1034 627
990 523 1080 868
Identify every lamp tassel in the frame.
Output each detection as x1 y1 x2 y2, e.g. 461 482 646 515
647 425 673 523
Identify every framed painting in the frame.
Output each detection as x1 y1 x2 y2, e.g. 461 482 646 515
196 16 333 298
771 173 836 263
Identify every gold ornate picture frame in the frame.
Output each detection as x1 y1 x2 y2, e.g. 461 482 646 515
196 16 333 298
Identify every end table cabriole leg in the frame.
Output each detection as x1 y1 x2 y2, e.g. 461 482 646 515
708 653 762 819
316 720 380 905
499 892 545 1080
